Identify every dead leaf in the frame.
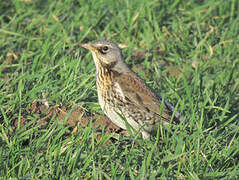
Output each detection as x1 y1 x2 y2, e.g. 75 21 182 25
191 60 197 69
119 44 128 49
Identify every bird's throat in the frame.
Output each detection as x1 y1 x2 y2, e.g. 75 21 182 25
96 67 121 90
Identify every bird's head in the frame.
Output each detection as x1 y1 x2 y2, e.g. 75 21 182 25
80 40 128 72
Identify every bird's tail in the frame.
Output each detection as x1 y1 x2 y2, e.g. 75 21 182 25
164 98 187 124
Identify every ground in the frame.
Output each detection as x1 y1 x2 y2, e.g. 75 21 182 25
0 0 239 179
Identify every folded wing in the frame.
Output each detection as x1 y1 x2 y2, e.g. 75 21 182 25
116 71 180 124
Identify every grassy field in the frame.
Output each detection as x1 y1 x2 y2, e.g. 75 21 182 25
1 0 239 179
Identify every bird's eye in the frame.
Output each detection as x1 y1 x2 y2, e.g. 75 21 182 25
103 46 108 51
99 46 109 54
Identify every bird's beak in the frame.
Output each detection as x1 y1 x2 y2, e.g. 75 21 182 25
80 43 97 52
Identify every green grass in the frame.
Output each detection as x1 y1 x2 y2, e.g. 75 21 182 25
1 0 239 179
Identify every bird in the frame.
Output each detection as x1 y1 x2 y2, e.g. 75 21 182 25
80 40 184 139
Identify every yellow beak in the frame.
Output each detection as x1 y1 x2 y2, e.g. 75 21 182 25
80 43 97 52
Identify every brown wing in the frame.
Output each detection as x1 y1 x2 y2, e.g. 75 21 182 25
115 71 178 124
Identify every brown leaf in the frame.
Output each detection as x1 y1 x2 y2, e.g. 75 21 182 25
2 52 19 73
